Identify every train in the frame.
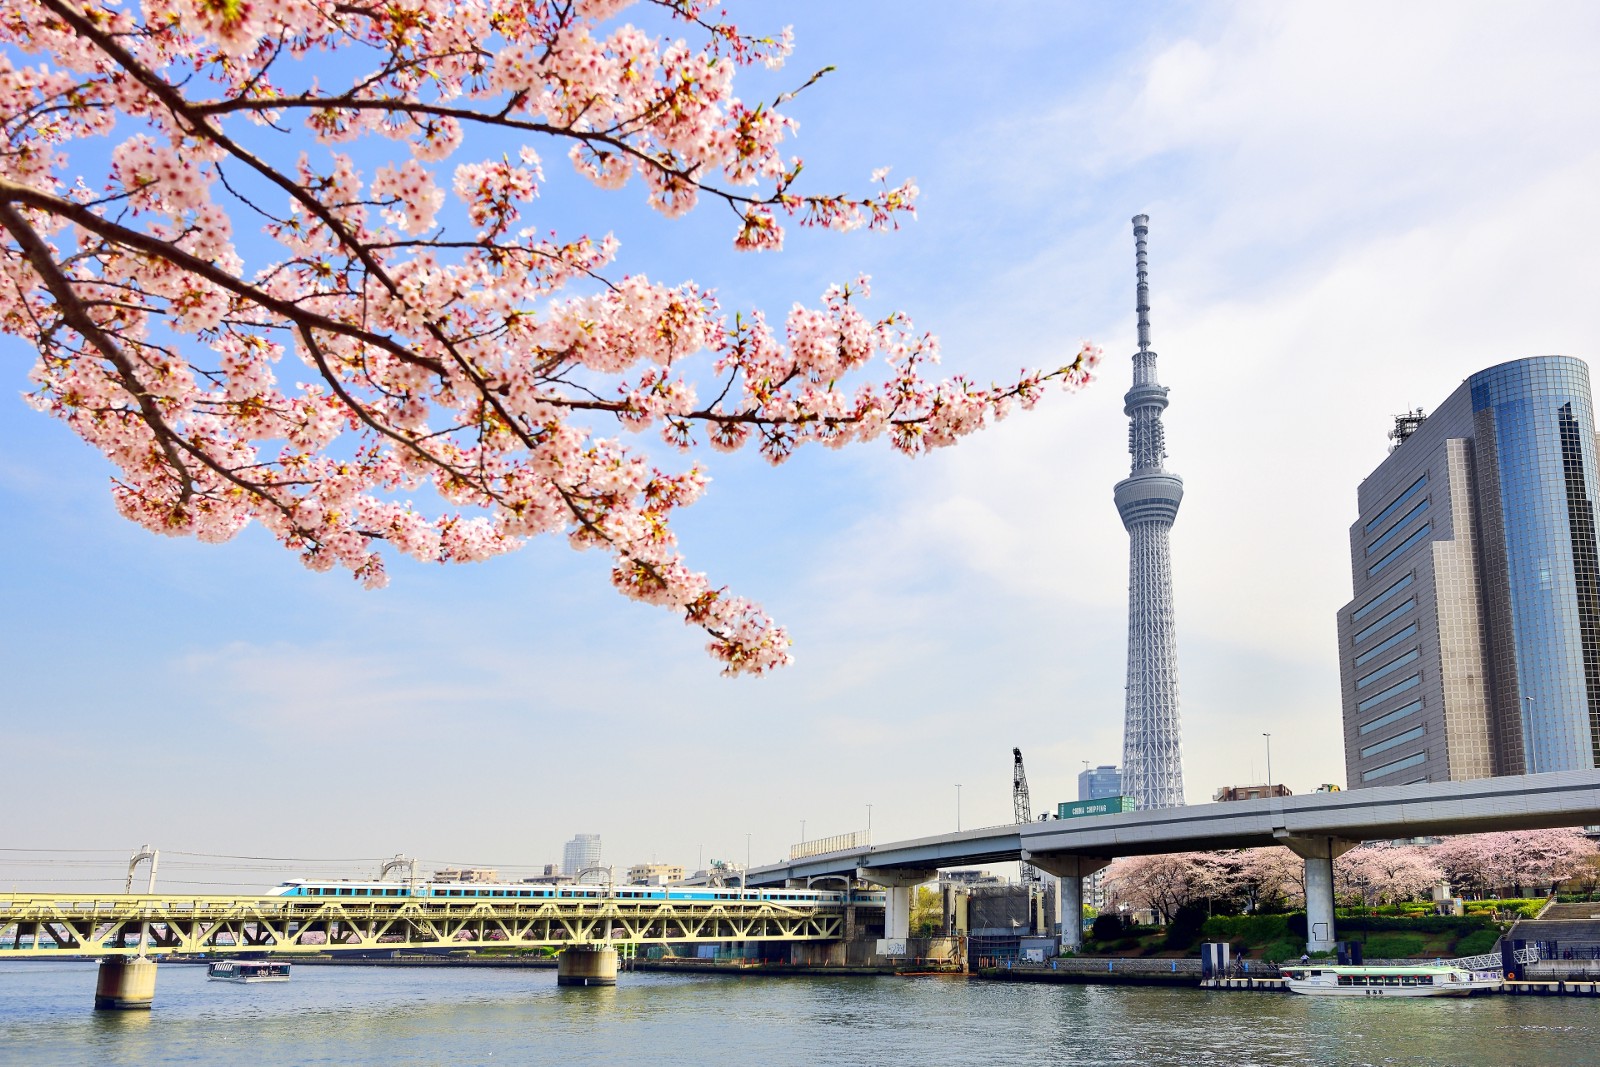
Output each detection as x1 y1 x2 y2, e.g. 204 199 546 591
266 879 886 906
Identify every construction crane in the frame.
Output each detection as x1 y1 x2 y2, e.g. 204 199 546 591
1013 748 1042 888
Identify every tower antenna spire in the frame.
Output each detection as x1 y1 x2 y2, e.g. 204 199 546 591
1134 213 1151 356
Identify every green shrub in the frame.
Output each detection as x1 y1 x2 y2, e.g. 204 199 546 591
1261 939 1304 962
1165 903 1209 949
1453 929 1500 956
1202 914 1290 942
1091 914 1125 942
1359 933 1426 958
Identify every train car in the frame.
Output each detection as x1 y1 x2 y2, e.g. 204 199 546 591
264 880 878 906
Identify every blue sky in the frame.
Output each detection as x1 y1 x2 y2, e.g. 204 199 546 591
4 1 1599 890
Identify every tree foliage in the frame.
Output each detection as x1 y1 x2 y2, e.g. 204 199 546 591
1334 842 1443 908
0 0 1098 672
1430 828 1596 898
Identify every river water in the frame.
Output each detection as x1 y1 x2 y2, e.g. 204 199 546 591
3 960 1595 1066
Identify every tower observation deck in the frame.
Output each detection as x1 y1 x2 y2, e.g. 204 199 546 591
1113 214 1186 809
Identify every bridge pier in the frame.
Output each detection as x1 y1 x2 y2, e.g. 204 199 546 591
1277 835 1357 954
857 867 936 941
557 945 618 987
1023 852 1110 952
94 957 158 1010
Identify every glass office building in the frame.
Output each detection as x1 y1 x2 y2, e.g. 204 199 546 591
1337 356 1600 788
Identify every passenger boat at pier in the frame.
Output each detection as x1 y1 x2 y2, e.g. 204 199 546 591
206 960 291 983
1279 964 1500 997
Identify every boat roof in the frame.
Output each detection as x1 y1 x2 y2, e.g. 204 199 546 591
1284 964 1469 974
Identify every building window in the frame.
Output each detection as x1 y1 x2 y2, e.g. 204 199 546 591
1362 750 1428 782
1356 673 1422 712
1360 725 1426 759
1365 499 1431 556
1353 599 1417 645
1364 473 1428 534
1367 523 1433 576
1355 623 1419 667
1359 699 1423 735
1356 649 1422 689
1353 573 1414 623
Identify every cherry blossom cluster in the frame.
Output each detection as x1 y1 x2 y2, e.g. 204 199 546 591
0 0 1098 673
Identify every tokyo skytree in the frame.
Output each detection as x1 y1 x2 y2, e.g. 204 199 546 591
1113 215 1186 809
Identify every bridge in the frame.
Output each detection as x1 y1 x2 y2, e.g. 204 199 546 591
0 891 853 1005
748 769 1600 955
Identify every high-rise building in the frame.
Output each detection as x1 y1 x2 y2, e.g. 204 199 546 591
1337 356 1600 787
1077 765 1123 801
562 833 602 878
1115 215 1186 809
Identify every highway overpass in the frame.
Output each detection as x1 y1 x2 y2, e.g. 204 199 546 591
749 769 1600 952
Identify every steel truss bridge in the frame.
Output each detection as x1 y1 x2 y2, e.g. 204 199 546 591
0 893 845 958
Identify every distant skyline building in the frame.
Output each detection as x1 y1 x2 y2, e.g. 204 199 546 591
562 833 602 878
1114 215 1186 809
1338 356 1600 788
1077 764 1124 802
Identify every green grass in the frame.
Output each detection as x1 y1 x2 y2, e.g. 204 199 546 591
1453 929 1500 956
1359 933 1426 958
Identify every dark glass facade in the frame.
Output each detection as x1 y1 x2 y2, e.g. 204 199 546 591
1469 358 1600 773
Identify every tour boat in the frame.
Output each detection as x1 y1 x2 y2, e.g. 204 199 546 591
206 960 291 983
1279 964 1501 997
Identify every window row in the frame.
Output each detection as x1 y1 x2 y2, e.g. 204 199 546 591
1365 498 1431 557
1356 624 1419 667
1365 473 1429 535
1353 573 1414 624
1356 649 1421 690
1368 523 1433 577
1356 672 1421 713
1362 749 1428 782
1354 598 1416 646
1359 699 1423 736
1361 725 1426 759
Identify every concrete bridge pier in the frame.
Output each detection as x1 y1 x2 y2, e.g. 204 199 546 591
1278 834 1357 954
857 867 937 940
94 957 158 1010
557 945 618 987
1024 852 1110 952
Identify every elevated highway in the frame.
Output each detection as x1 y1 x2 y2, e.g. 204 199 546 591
749 769 1600 953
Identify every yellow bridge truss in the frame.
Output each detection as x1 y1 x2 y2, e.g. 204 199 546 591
0 894 846 958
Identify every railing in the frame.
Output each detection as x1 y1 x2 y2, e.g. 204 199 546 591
790 831 870 861
1448 944 1541 971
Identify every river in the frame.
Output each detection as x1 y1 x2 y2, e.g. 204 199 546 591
3 961 1595 1065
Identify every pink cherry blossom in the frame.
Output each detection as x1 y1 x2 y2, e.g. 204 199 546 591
0 0 1100 674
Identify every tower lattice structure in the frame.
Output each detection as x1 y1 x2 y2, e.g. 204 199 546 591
1113 215 1186 810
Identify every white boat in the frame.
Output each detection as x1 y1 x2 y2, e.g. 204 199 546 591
207 960 291 983
1279 964 1501 997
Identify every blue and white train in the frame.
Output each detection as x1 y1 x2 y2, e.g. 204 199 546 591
267 880 886 906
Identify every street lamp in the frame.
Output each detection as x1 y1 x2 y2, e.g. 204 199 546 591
745 833 751 898
866 803 873 832
1263 733 1273 789
955 784 962 831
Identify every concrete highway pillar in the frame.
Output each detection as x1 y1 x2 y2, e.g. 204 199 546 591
1276 835 1358 954
94 957 158 1010
557 945 618 987
1022 852 1111 953
856 867 938 941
